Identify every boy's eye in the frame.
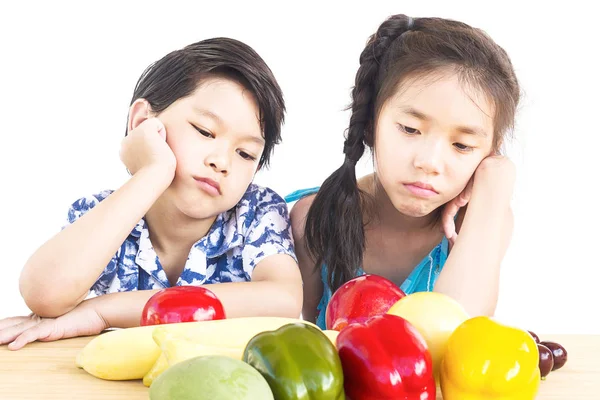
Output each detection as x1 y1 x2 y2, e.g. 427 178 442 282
454 143 474 152
237 150 256 161
398 124 420 135
193 125 214 138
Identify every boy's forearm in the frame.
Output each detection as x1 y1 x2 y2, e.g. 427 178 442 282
20 166 173 318
92 280 302 329
434 190 512 316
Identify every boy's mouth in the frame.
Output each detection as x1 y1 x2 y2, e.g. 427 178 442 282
194 176 221 196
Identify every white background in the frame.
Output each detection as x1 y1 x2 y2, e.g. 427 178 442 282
1 1 598 334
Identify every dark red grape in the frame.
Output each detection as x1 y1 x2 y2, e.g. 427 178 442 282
538 344 554 379
528 330 540 344
540 341 568 371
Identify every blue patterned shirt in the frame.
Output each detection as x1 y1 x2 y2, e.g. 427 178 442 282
63 184 297 297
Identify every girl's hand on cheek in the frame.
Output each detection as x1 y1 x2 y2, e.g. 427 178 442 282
441 177 473 245
472 155 516 204
120 117 177 179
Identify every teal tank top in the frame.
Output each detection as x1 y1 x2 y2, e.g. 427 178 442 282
285 187 450 330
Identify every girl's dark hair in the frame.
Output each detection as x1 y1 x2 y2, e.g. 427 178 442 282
126 37 285 168
304 14 520 292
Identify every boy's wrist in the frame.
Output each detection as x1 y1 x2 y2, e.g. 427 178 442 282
135 164 175 191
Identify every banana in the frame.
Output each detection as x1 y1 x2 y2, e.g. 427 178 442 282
142 324 341 387
76 317 318 381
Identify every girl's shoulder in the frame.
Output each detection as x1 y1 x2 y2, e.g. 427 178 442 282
283 186 320 227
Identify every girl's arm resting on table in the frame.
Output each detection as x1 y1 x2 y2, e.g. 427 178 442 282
19 165 173 318
434 156 515 316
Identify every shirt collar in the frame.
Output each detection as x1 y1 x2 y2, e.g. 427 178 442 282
129 205 245 269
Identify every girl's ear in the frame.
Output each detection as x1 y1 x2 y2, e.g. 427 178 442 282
127 99 152 134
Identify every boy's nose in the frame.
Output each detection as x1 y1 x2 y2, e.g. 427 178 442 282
206 151 230 175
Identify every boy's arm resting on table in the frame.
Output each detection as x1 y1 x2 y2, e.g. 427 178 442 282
19 165 173 318
0 254 302 350
434 156 515 317
98 253 302 327
290 195 323 324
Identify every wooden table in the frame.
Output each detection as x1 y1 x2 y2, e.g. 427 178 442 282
1 334 598 399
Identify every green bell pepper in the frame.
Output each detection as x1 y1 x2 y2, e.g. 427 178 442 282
242 322 345 399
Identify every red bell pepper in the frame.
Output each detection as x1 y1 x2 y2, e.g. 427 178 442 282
336 314 435 400
326 274 406 331
140 286 226 326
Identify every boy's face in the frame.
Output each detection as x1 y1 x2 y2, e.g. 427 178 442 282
373 71 495 217
158 77 264 220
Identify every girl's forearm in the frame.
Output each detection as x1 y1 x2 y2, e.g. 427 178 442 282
433 190 513 316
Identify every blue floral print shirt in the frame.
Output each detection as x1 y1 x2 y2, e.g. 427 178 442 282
63 184 297 297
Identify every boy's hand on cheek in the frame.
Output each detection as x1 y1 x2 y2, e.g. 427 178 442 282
120 117 177 180
0 300 108 351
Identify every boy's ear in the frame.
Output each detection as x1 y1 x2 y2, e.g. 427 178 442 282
127 99 152 134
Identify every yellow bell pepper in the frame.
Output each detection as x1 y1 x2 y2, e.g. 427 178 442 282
440 316 540 400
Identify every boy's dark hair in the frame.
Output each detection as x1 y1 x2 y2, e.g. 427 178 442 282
304 14 521 292
126 37 285 168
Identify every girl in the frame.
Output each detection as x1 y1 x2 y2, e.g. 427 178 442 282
0 37 302 350
288 14 519 329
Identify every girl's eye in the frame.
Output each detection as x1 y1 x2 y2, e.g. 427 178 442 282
398 124 420 135
454 143 474 152
193 125 214 138
237 150 256 161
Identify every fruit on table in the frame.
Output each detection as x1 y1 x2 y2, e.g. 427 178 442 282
537 344 554 379
322 329 340 345
527 330 569 376
140 286 226 326
143 325 246 387
143 353 169 387
76 317 317 381
149 355 274 400
387 292 469 382
440 316 540 399
528 330 540 343
243 322 345 400
143 323 340 387
325 274 406 331
336 314 435 399
540 341 568 371
76 323 162 381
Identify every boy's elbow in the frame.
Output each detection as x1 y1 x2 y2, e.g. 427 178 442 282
20 291 74 318
19 278 80 318
19 258 87 317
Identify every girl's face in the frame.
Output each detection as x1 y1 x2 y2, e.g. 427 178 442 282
373 71 495 218
157 77 264 220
